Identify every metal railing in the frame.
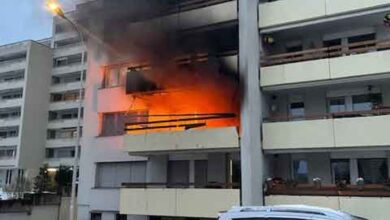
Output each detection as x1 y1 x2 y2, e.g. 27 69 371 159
261 39 390 66
265 108 390 122
266 183 390 197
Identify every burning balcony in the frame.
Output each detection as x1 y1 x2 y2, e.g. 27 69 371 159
97 49 240 152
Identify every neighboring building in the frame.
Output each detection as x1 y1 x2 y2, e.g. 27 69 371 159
67 0 390 220
0 40 51 188
45 14 87 169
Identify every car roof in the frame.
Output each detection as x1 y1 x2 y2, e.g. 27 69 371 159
220 205 354 220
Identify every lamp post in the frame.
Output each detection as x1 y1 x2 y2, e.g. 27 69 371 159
46 1 85 220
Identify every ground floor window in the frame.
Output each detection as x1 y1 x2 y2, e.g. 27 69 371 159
116 214 127 220
91 212 102 220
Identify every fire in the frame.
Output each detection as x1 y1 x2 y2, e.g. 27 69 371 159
103 57 240 133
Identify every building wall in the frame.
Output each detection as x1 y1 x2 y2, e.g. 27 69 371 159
18 41 52 171
0 205 58 220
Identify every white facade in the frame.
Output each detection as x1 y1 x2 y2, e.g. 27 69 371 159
45 16 87 168
0 40 52 187
74 1 390 220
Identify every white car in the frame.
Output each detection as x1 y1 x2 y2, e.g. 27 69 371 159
218 205 367 220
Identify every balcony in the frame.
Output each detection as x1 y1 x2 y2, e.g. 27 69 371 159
0 117 20 128
259 0 390 28
0 79 24 91
0 59 26 74
0 98 23 109
46 138 76 148
266 192 390 220
52 63 87 76
53 43 86 58
261 40 390 88
263 110 390 150
47 119 82 129
51 81 82 93
120 187 239 218
124 127 239 154
45 158 74 167
0 137 18 147
49 100 82 111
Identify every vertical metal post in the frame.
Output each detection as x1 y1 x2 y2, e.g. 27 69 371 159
65 19 85 220
238 0 264 206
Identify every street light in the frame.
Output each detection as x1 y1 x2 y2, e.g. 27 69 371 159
46 1 85 220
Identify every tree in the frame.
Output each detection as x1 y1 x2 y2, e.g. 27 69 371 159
55 166 73 196
33 164 55 193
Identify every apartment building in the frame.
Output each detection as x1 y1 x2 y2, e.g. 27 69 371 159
260 1 390 219
0 40 52 187
46 14 87 169
74 1 390 220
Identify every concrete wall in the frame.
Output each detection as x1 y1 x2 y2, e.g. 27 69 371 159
120 188 240 218
77 44 146 220
259 0 390 28
266 195 390 220
0 205 59 220
264 115 390 150
18 41 52 172
124 127 239 153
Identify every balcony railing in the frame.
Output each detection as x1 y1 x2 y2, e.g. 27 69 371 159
122 182 239 189
265 107 390 122
266 183 390 197
261 39 390 66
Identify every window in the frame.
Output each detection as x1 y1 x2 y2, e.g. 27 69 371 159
289 102 305 119
101 111 148 136
331 159 350 184
126 70 158 94
358 158 388 184
323 38 342 55
348 33 376 50
293 160 308 183
328 97 346 113
95 162 146 188
168 160 189 187
46 147 75 159
0 146 16 159
91 213 102 220
286 45 303 53
352 93 382 111
194 160 207 188
116 214 127 220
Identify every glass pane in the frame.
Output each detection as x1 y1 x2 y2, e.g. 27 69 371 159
293 160 308 183
290 102 305 118
331 159 350 184
329 97 346 113
352 94 382 111
358 158 388 184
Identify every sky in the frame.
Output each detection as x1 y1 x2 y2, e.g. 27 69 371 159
0 0 75 46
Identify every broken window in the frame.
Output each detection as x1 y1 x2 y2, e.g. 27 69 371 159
126 69 158 94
